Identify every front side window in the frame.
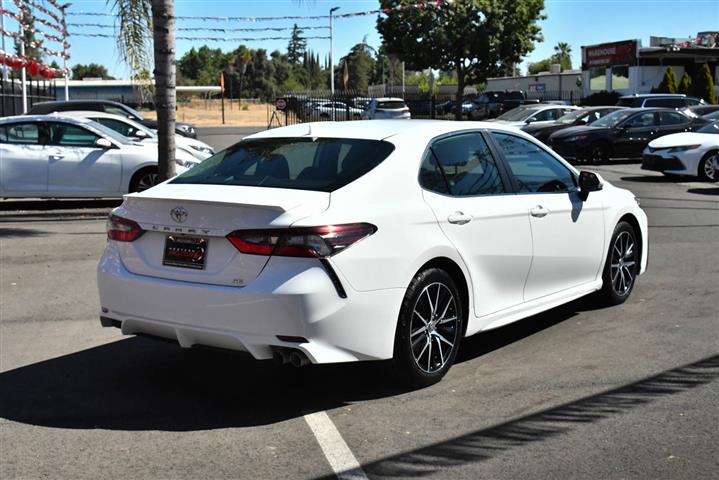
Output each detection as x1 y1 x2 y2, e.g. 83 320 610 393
624 112 659 128
491 132 577 194
48 123 100 147
104 106 132 118
172 137 395 192
420 132 504 197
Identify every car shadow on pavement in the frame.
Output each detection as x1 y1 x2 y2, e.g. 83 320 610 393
620 175 678 183
687 187 719 196
0 297 603 432
323 354 719 480
0 227 49 238
0 199 122 211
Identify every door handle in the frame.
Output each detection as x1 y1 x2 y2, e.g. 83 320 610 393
530 205 550 218
49 154 65 161
447 211 473 225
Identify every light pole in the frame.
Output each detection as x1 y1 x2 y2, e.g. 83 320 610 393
329 5 340 121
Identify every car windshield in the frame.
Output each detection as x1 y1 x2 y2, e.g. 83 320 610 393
697 121 719 134
497 106 539 121
172 137 395 192
119 104 145 120
557 110 588 125
377 101 406 109
592 110 635 128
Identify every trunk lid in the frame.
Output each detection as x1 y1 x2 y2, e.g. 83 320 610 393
113 183 330 287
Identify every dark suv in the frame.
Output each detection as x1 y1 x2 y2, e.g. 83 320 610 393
616 94 704 109
468 91 539 120
26 100 198 138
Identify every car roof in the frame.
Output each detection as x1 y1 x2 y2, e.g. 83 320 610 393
30 99 125 107
246 119 527 142
0 114 96 126
619 93 687 99
55 110 132 120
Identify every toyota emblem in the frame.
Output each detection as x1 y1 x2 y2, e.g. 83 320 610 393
170 206 188 223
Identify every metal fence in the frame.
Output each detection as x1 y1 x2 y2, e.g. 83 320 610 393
1 72 57 117
270 88 586 128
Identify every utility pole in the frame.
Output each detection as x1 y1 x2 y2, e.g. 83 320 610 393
0 0 7 81
19 21 26 112
329 6 339 120
60 3 69 100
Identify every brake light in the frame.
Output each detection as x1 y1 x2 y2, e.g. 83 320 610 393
226 223 376 258
106 214 144 242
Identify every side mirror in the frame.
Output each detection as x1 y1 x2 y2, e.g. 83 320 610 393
578 170 603 200
525 116 537 124
95 138 113 149
134 129 150 139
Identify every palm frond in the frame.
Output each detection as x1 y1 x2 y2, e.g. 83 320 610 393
109 0 153 79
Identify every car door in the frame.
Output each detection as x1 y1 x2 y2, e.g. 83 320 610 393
613 111 662 158
0 122 50 194
490 131 606 301
420 131 533 318
46 122 123 195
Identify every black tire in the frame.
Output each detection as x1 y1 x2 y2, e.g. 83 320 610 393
698 150 719 182
129 167 159 193
586 141 611 163
596 221 639 306
393 268 464 388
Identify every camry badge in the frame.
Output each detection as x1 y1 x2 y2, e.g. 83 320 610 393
170 206 188 223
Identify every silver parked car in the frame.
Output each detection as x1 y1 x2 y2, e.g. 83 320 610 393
362 97 411 120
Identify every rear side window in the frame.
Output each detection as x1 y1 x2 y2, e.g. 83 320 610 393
625 112 659 128
172 137 395 192
660 111 688 126
644 98 685 108
0 123 46 144
377 101 406 109
420 132 505 196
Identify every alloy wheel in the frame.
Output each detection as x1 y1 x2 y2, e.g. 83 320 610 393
410 282 459 374
137 172 159 192
703 154 719 181
610 231 636 296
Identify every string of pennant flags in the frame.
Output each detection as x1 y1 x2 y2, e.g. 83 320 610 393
70 32 331 43
68 23 330 33
67 1 448 21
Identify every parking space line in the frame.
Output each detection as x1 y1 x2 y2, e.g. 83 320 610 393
303 411 368 480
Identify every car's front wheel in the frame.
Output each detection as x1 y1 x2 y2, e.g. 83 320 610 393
698 150 719 182
393 268 464 388
596 221 639 306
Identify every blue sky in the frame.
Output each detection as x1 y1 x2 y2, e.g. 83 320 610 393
13 0 719 79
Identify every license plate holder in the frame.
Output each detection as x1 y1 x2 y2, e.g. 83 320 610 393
163 235 208 270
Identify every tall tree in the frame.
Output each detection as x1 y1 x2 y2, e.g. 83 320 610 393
677 71 692 95
693 64 717 104
335 42 376 92
655 66 679 94
378 0 545 119
553 42 572 71
72 63 116 80
113 0 176 183
287 24 307 65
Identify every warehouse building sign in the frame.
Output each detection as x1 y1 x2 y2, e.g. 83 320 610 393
582 40 638 69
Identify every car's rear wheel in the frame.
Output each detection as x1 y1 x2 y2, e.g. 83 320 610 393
596 221 639 306
698 151 719 182
129 167 159 193
393 268 463 388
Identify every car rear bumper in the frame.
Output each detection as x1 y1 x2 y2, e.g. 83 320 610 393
97 242 404 364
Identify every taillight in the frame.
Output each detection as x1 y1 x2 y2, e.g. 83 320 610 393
106 214 144 242
226 223 376 258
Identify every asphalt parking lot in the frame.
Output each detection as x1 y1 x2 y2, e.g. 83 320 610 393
1 142 717 477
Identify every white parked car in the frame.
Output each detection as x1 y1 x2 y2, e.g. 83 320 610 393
57 111 214 160
312 102 363 120
98 120 648 386
362 98 411 120
491 104 579 127
0 115 200 198
641 120 719 181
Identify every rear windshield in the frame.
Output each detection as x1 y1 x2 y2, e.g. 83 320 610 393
616 98 642 107
377 101 406 109
172 137 395 192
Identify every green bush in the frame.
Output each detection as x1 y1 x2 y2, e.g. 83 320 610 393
581 90 621 106
677 72 693 95
653 67 678 94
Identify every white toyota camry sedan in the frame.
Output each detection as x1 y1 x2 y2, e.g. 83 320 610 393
642 120 719 181
98 120 648 386
0 115 200 198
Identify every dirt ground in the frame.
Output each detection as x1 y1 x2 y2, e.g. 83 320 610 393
141 99 271 127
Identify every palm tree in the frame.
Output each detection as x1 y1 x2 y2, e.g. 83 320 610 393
553 42 572 71
111 0 176 182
